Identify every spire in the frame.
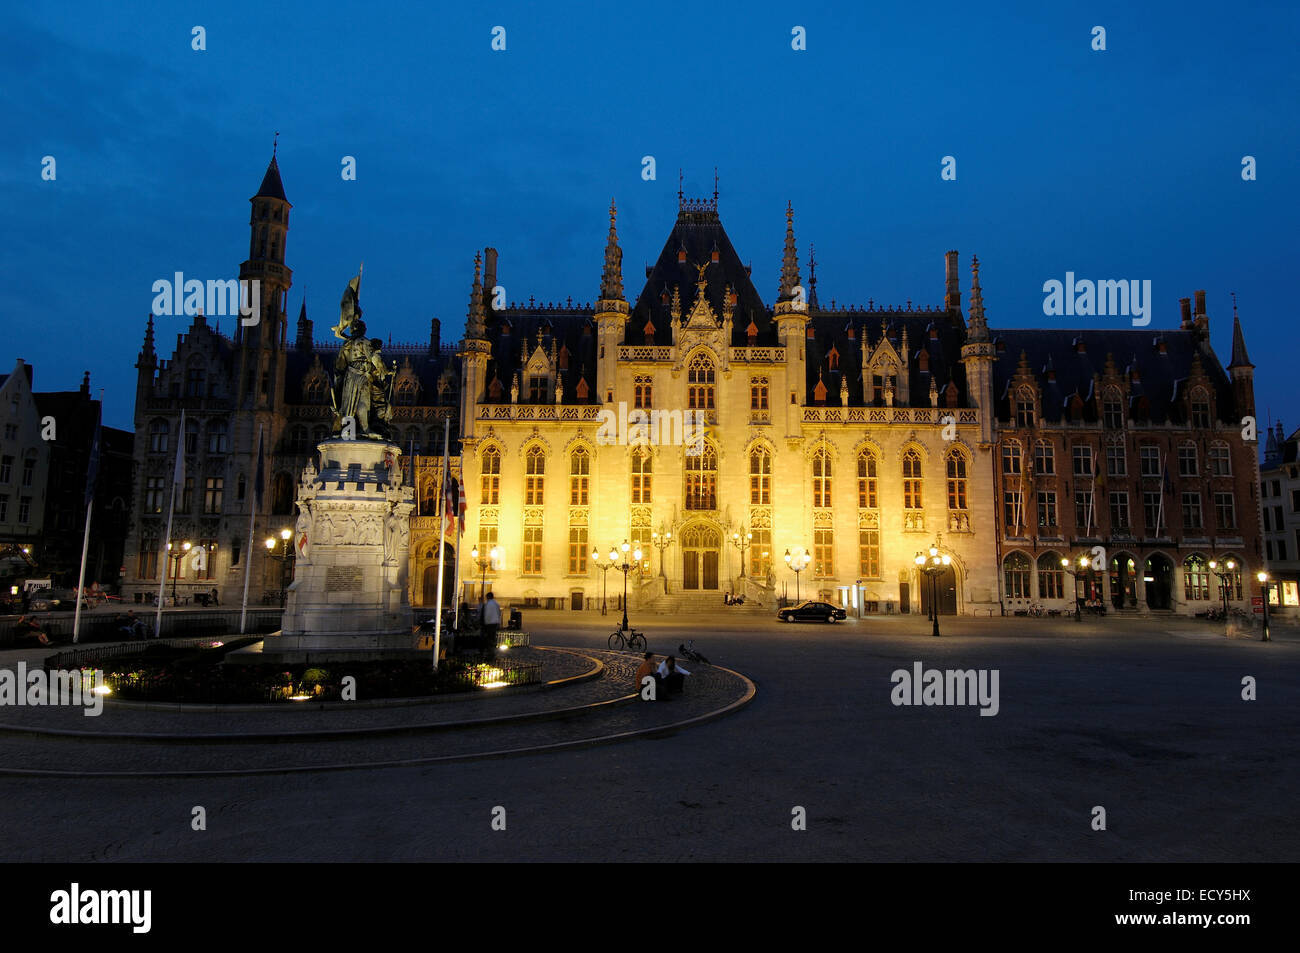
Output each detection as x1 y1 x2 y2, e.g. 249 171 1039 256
967 254 989 342
295 297 312 350
808 243 819 310
466 252 486 340
777 201 801 302
139 313 156 361
599 199 625 302
255 152 287 202
1228 294 1253 369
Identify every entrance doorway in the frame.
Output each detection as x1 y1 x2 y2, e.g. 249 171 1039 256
919 566 958 616
420 542 456 607
1144 553 1173 610
680 523 721 591
1110 553 1137 609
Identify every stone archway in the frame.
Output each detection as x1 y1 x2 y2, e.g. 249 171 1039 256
417 542 456 607
680 522 721 591
1109 552 1138 610
919 565 958 616
1144 553 1173 610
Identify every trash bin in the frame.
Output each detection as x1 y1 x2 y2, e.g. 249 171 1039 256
508 607 522 630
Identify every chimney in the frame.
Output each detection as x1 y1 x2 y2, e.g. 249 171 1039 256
1194 290 1206 317
483 248 499 306
429 317 441 353
1179 297 1192 328
944 250 960 311
80 371 90 396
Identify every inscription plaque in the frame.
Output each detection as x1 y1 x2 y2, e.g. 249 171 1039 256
326 566 364 592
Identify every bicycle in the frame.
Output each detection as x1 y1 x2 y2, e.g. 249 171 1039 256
608 628 647 651
678 640 710 665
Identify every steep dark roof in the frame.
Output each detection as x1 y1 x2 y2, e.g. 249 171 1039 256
990 328 1236 425
254 156 288 203
483 303 599 402
1228 313 1253 369
629 202 772 347
283 341 458 405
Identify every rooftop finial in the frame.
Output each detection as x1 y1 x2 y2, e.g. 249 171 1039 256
599 199 625 304
272 131 279 157
678 168 684 206
713 166 719 205
967 254 989 342
777 201 801 303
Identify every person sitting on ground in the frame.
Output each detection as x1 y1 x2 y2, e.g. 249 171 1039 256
657 655 690 696
15 615 51 646
634 651 661 696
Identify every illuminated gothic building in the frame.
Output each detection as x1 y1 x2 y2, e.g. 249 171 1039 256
455 193 1262 617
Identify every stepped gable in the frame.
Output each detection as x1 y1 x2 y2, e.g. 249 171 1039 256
629 197 773 348
989 328 1236 425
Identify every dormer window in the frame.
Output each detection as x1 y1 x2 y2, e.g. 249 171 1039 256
528 375 549 403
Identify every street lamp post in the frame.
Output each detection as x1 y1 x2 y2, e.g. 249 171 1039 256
469 546 500 607
1060 556 1089 622
914 543 952 637
1209 559 1236 632
264 528 292 607
651 526 672 579
730 526 753 579
166 540 192 605
592 548 613 615
783 548 810 603
1257 570 1272 642
614 540 642 632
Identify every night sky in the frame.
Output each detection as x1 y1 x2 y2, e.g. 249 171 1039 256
5 1 1296 434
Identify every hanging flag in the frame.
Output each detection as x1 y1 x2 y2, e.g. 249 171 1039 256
253 429 265 507
84 402 102 509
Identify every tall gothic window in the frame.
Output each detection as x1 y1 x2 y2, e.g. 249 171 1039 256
569 447 590 505
525 446 545 505
946 450 968 511
631 448 652 504
857 451 878 508
812 449 832 508
687 353 715 410
903 449 923 510
481 447 501 504
685 441 718 510
634 376 653 409
750 447 771 504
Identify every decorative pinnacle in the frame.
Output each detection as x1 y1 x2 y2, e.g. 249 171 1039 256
967 254 989 343
778 201 800 302
599 199 624 302
466 252 486 339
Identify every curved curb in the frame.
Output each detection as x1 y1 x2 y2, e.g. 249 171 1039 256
0 666 756 777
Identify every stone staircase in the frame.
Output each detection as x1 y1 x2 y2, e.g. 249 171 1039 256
637 588 774 615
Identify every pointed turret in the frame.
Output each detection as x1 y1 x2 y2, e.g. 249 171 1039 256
967 254 989 343
776 202 801 306
295 298 312 350
1226 295 1256 417
959 254 997 444
466 252 486 340
598 200 625 304
808 243 820 311
138 313 156 365
255 154 288 202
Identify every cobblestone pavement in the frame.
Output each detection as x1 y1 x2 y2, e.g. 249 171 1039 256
1 611 1297 861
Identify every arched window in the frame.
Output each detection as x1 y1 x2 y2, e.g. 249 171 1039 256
634 376 653 409
185 365 205 398
481 447 501 505
903 449 923 510
631 448 652 504
184 418 200 455
1015 388 1035 427
857 451 878 508
206 419 229 454
525 446 546 505
1037 552 1064 599
946 450 968 510
149 419 169 453
687 353 715 410
420 477 439 513
685 441 718 510
1208 442 1232 477
1004 552 1031 600
1183 554 1210 601
569 446 590 505
750 447 771 504
812 449 832 508
1002 441 1022 474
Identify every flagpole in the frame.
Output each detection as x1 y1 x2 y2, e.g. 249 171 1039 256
453 467 463 632
240 424 263 635
72 498 93 643
432 417 449 669
156 409 184 638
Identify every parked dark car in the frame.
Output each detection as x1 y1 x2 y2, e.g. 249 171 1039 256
777 600 847 623
27 588 89 612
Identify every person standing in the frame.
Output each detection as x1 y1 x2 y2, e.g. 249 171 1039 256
481 592 502 658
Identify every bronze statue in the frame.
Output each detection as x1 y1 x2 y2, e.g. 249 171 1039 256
328 271 395 440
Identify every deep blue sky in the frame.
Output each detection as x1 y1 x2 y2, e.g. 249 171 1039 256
4 1 1297 433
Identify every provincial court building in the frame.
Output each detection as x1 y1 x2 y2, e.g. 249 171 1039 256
123 155 1264 618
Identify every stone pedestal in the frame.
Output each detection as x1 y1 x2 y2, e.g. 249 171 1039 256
259 438 416 661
